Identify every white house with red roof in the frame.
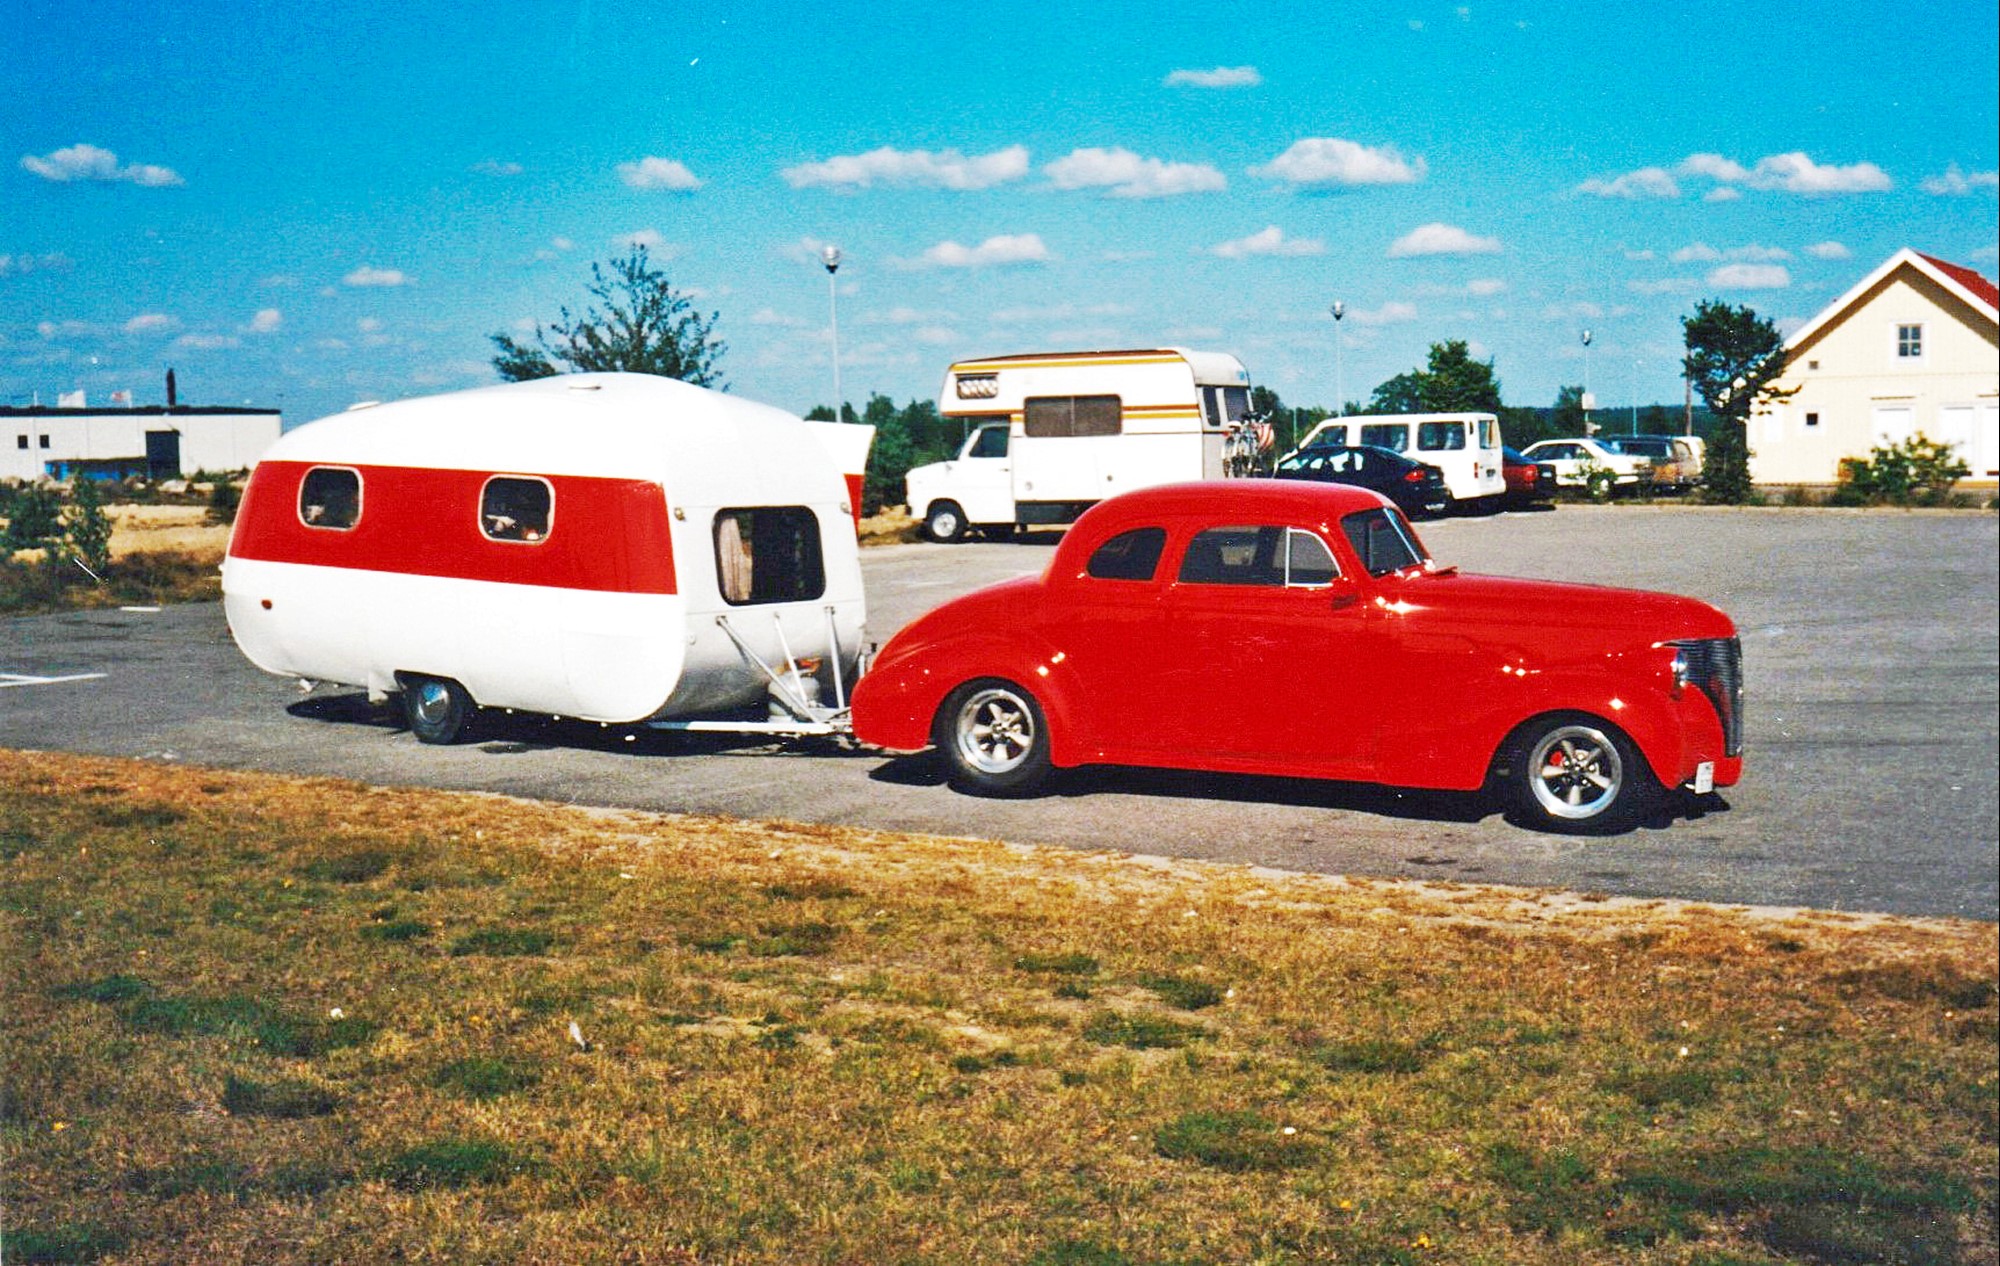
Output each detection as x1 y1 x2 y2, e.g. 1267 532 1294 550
1750 248 1999 486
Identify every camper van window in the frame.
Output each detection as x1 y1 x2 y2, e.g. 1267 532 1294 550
1359 423 1410 453
713 507 826 606
299 467 361 530
1086 527 1167 581
955 373 1000 400
1024 395 1122 438
967 425 1010 458
1417 421 1466 451
1200 386 1252 430
481 476 553 543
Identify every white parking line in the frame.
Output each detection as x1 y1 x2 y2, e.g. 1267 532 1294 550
0 672 108 689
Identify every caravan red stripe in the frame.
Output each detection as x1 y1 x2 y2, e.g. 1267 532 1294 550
228 461 677 594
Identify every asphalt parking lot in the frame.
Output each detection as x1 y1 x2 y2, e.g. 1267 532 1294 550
2 505 1995 920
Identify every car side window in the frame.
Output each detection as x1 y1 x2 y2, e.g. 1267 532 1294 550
1285 529 1338 586
968 426 1009 458
1086 527 1167 581
1177 526 1284 586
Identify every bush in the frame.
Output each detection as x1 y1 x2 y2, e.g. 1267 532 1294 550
3 481 64 553
1837 434 1971 506
207 480 241 525
64 478 113 575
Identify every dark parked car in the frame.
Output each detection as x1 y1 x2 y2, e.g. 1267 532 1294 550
1501 446 1557 507
1272 444 1451 518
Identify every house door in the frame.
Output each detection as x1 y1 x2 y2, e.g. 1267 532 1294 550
1870 405 1914 447
144 430 182 479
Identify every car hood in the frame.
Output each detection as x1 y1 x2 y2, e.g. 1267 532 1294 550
1383 569 1734 643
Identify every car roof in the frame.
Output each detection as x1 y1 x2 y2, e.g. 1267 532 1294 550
1292 443 1410 460
1079 480 1390 521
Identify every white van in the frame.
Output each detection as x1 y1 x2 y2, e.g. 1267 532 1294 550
1287 412 1505 510
905 348 1256 540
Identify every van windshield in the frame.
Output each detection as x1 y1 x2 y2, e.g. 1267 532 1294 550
1359 423 1409 452
966 425 1009 458
1340 507 1429 577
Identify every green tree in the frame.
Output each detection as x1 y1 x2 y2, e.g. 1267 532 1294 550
1368 371 1426 415
1551 385 1587 436
64 478 113 575
1682 300 1790 503
3 482 64 554
490 249 725 387
1367 340 1505 415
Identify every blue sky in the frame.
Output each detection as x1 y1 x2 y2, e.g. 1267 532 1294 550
5 0 1996 427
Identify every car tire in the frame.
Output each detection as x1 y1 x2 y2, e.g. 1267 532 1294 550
933 678 1051 797
401 674 475 745
924 500 968 544
1496 712 1656 834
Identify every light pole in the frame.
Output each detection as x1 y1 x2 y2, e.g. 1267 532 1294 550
822 245 843 421
1330 301 1345 415
1630 359 1642 435
1580 328 1594 436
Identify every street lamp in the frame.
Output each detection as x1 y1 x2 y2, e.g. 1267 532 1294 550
1330 301 1345 415
822 245 843 422
1580 328 1594 436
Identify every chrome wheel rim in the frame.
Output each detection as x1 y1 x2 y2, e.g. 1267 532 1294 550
1528 724 1623 820
411 681 453 726
954 688 1035 774
932 509 960 537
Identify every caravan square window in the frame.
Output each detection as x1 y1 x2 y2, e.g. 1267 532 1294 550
714 507 825 605
1024 395 1122 438
481 476 552 542
298 467 362 530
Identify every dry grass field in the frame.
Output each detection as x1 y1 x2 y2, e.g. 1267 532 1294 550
1 750 1993 1265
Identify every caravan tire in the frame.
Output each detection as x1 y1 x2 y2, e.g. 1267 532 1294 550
401 675 475 745
924 501 968 544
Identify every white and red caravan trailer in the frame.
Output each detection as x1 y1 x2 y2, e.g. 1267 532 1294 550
222 372 873 744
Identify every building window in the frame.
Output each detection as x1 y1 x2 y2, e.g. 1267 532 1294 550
1897 324 1923 358
39 435 50 449
1805 412 1820 428
299 467 362 530
713 507 824 605
14 435 25 450
1024 395 1121 438
481 476 553 542
1807 360 1819 371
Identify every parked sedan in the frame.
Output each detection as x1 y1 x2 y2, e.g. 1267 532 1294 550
1501 446 1557 507
1520 437 1648 491
1599 435 1702 493
851 481 1743 833
1271 443 1452 518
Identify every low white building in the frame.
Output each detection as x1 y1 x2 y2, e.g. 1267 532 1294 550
2 402 282 483
1750 248 1999 487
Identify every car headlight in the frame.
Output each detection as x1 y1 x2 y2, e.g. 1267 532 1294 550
1669 648 1690 697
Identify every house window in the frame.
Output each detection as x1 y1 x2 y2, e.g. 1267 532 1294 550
1805 412 1820 428
14 435 25 450
299 467 362 530
1897 324 1923 358
1024 395 1121 438
1807 360 1820 371
39 435 50 449
480 476 552 543
713 507 824 605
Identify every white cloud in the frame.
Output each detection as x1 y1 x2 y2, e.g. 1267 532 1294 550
1163 65 1261 88
1703 187 1742 202
173 333 240 350
37 320 95 339
859 305 960 326
260 274 300 288
1707 263 1791 289
1623 249 1657 261
1347 301 1419 326
1541 302 1605 321
1672 243 1722 263
248 308 282 333
0 252 68 276
781 145 1030 191
1805 241 1852 260
1467 277 1507 296
911 234 1051 268
1211 226 1325 258
1679 150 1889 195
343 265 408 287
124 313 178 334
20 143 183 187
1043 147 1226 198
1576 167 1680 199
1387 222 1501 257
749 308 806 327
1672 243 1790 263
617 156 703 191
913 326 958 345
473 159 524 177
1921 164 2000 196
991 302 1134 323
357 317 384 333
1250 138 1425 187
1627 277 1698 295
613 228 676 253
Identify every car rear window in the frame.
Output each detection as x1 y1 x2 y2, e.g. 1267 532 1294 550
1086 527 1167 581
1340 508 1428 577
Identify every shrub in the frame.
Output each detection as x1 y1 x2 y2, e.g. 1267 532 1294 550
63 479 113 575
206 480 242 525
1837 434 1971 506
3 481 64 553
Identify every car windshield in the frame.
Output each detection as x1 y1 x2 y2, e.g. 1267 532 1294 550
1603 437 1673 458
1339 507 1429 577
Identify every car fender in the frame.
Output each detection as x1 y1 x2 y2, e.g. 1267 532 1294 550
852 631 1088 760
1474 672 1704 791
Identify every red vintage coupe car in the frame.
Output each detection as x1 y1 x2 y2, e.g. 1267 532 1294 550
850 482 1742 832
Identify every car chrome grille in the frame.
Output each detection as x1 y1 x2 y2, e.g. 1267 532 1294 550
1672 637 1743 756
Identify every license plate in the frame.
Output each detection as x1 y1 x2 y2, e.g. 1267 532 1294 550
1691 761 1715 794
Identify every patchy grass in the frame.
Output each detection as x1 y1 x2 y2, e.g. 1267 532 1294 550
0 750 1994 1264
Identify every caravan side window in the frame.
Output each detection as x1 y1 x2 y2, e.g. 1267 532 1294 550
481 476 553 543
1024 395 1122 438
299 466 361 530
714 507 825 605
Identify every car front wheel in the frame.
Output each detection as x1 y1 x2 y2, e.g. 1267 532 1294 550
934 678 1051 796
1498 713 1655 833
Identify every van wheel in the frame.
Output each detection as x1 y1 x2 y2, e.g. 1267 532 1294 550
924 500 968 543
401 675 474 745
934 679 1050 796
1497 712 1655 834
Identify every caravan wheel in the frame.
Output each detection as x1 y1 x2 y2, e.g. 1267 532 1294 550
402 675 474 745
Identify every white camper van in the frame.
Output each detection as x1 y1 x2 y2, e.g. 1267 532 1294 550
1288 413 1506 510
905 348 1256 541
222 373 873 743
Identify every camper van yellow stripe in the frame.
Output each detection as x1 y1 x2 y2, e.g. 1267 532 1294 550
951 351 1185 372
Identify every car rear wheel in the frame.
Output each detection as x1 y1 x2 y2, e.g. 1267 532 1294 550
924 500 968 544
934 678 1051 796
401 674 474 745
1498 713 1655 833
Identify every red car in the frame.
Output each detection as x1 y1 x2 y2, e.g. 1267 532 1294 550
851 482 1742 832
1502 445 1557 506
